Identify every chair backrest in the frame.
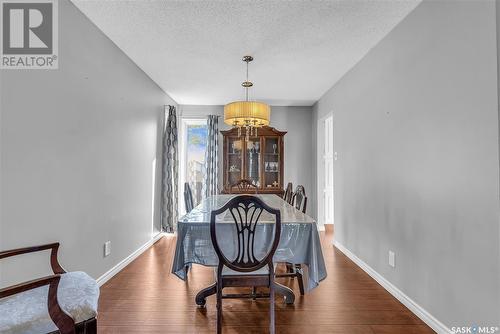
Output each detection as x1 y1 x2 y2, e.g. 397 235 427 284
292 185 307 214
230 179 258 194
210 195 281 273
283 182 293 204
184 182 194 213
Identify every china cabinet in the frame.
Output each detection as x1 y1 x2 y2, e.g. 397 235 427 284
221 126 286 195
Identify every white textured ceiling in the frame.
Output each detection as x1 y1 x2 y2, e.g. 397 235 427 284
72 0 420 106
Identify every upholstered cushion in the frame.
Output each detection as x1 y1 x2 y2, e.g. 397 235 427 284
220 265 270 276
0 271 99 334
222 266 269 276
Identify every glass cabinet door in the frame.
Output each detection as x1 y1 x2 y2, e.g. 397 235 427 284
263 137 280 189
245 138 261 188
227 138 243 187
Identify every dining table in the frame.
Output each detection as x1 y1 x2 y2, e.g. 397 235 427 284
171 194 327 305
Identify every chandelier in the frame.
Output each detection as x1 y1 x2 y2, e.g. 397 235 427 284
224 56 270 141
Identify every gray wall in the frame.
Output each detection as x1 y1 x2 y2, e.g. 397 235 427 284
179 105 315 220
497 0 500 200
0 0 176 286
312 0 499 328
271 106 313 206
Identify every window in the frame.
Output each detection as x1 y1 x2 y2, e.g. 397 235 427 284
179 119 208 214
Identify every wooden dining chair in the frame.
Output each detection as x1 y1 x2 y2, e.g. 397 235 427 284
230 179 258 194
183 182 195 275
210 195 281 334
184 182 194 213
276 185 307 295
292 185 307 214
0 243 99 334
283 182 293 204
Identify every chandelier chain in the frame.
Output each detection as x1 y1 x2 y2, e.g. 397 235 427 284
245 60 249 101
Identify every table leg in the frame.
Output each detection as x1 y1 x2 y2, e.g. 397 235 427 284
195 281 295 306
195 282 216 307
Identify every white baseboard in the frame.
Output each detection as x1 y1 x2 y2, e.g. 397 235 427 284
96 232 165 286
333 241 451 334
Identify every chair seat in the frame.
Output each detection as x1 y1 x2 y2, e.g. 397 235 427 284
222 265 269 276
0 271 99 334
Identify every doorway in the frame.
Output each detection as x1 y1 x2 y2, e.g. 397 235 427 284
317 113 334 229
179 118 208 215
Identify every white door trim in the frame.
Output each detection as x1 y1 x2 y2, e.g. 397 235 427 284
316 111 335 228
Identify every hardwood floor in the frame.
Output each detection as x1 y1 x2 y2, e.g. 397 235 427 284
98 230 435 334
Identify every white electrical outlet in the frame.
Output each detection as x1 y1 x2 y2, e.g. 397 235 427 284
334 152 338 161
388 251 395 268
104 241 111 257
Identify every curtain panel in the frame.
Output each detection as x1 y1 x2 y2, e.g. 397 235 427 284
203 115 219 198
161 105 179 233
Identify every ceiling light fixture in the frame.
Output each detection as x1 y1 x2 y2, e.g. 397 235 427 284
224 56 270 141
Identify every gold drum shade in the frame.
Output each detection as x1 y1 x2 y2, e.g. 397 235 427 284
223 101 270 127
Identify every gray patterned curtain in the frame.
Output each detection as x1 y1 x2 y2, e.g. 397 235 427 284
161 105 179 233
203 115 219 198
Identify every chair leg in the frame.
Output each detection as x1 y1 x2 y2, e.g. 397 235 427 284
216 283 223 334
269 280 275 334
295 264 305 295
285 263 294 275
85 318 97 334
252 286 257 300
